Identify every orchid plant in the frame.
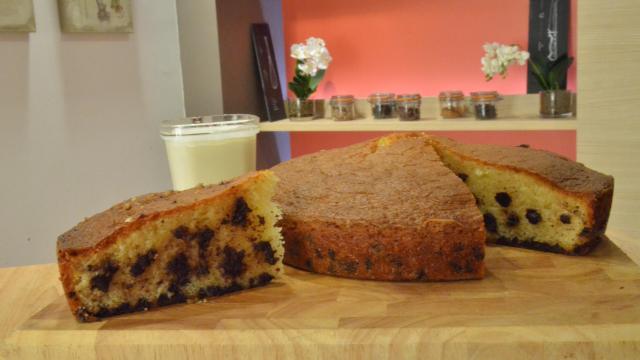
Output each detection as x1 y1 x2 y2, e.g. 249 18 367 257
481 42 530 81
481 42 573 91
288 37 332 101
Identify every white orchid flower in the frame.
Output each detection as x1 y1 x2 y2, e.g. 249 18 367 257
290 43 306 60
481 43 529 80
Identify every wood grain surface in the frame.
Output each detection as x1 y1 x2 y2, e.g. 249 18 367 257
577 0 640 264
2 235 640 359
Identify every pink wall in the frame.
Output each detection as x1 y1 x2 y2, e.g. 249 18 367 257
282 0 577 159
283 0 576 98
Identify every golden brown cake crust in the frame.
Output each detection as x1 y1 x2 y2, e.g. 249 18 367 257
57 173 262 253
272 133 486 281
429 136 614 196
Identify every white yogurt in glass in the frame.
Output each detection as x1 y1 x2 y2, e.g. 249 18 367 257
161 114 260 190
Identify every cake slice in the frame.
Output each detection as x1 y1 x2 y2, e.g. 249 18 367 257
429 136 614 254
57 171 283 322
272 133 486 281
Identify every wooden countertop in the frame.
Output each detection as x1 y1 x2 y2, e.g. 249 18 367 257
2 233 640 359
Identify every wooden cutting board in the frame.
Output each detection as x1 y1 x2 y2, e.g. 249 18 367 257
2 237 640 359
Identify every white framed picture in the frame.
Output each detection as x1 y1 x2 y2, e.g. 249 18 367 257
0 0 36 32
58 0 133 33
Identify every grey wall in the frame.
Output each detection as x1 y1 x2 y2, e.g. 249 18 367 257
0 0 185 267
176 0 224 116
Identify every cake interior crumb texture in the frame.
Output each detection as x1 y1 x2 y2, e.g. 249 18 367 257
430 137 614 254
57 171 283 322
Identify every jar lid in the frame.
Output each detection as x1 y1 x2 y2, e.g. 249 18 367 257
160 114 260 138
396 93 421 102
470 91 501 101
368 93 395 103
330 95 355 104
439 91 465 100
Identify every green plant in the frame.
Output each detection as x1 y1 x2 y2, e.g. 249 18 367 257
528 54 574 91
288 61 326 101
288 37 332 101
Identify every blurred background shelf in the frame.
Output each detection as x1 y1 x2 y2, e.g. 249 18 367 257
259 116 577 132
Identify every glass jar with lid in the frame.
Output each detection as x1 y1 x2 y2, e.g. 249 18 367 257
329 95 356 121
470 91 502 120
368 93 395 119
438 90 467 118
396 93 421 121
160 114 260 190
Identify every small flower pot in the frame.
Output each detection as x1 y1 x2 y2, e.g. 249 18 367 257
540 90 573 118
288 98 315 121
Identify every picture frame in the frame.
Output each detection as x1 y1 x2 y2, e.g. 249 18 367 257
57 0 133 33
0 0 36 33
251 23 287 122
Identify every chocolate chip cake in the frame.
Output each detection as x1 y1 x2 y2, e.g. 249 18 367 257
272 133 486 281
57 171 283 322
430 136 614 254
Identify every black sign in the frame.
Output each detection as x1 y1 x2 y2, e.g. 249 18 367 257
527 0 570 93
251 23 287 122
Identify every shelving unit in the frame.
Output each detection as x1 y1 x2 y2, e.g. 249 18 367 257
259 94 577 132
260 116 576 132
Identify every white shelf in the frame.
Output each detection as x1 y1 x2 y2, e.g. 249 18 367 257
259 116 577 132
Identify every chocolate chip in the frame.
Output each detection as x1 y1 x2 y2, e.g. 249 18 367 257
449 261 463 273
94 307 111 318
168 283 186 303
231 197 251 227
130 250 157 277
157 294 172 306
495 192 512 207
197 228 214 253
111 302 132 316
560 214 572 224
506 213 520 227
197 288 208 300
483 213 498 233
465 260 475 273
220 246 246 278
328 249 336 260
472 245 485 261
518 144 530 148
133 299 151 311
173 225 190 240
341 260 358 274
416 269 428 280
304 259 314 270
257 216 265 225
67 291 77 299
457 173 468 182
525 209 542 225
90 262 119 292
365 258 373 271
167 253 190 286
250 273 274 287
253 241 277 265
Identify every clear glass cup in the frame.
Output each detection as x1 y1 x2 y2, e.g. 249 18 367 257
160 114 260 190
396 93 421 120
330 95 356 121
438 90 467 118
368 93 395 119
